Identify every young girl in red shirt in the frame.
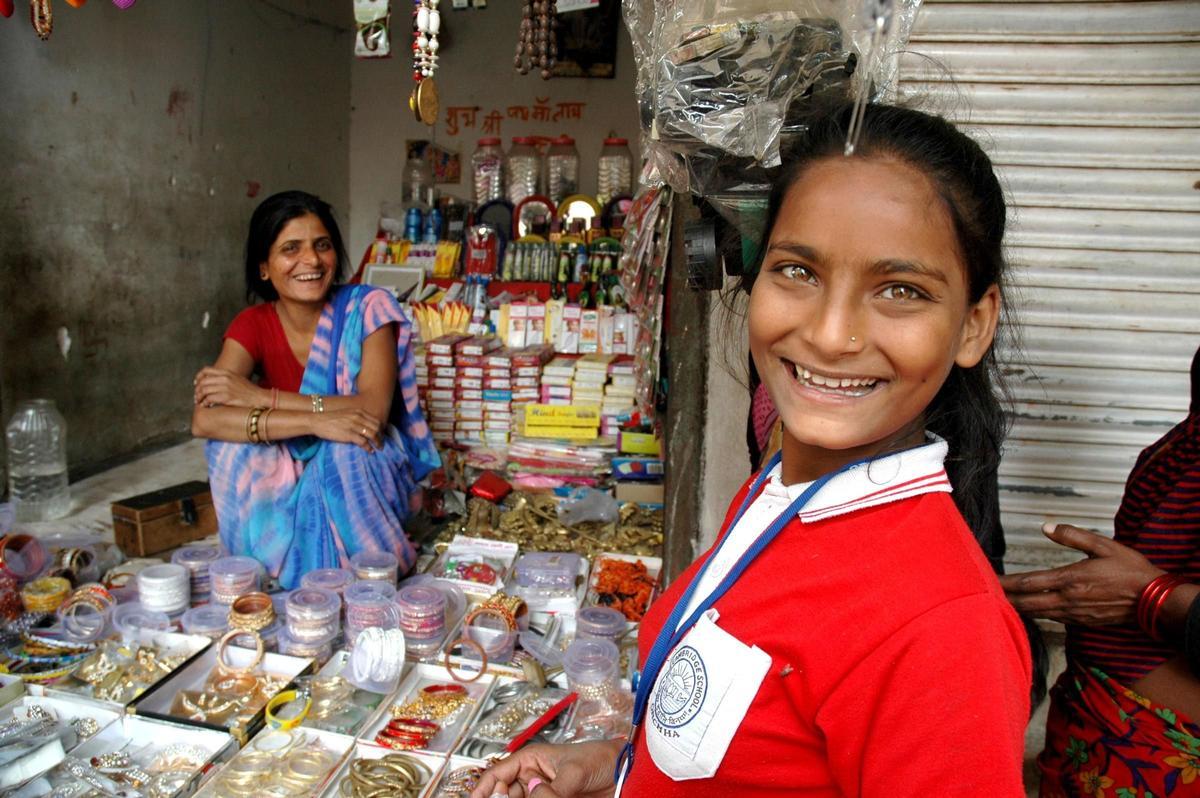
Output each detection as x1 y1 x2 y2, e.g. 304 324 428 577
473 102 1032 798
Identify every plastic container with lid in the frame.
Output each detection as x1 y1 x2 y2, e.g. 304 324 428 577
514 552 581 590
285 586 342 641
300 567 353 596
597 137 634 205
575 605 626 643
171 545 220 602
545 135 580 205
350 550 399 584
506 137 541 206
395 583 446 642
277 626 336 665
181 604 230 639
111 602 172 643
208 556 263 605
344 580 399 648
472 137 506 205
562 637 620 690
0 533 48 581
136 563 190 615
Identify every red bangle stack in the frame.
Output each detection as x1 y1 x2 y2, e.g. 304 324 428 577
1137 572 1186 640
375 717 440 750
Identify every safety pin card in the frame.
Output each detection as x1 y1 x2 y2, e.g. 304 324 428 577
359 663 494 755
318 739 447 798
66 714 235 798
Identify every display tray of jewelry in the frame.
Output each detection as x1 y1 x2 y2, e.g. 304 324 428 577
33 714 236 798
0 699 120 791
428 535 519 596
315 740 445 798
359 664 492 756
453 679 572 761
193 726 354 798
128 631 315 746
295 653 388 737
45 632 212 709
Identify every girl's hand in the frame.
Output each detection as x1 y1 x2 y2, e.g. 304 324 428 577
998 522 1164 627
469 741 621 798
193 367 268 408
311 408 385 452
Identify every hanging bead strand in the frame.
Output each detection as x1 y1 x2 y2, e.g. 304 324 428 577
413 0 441 82
513 0 556 80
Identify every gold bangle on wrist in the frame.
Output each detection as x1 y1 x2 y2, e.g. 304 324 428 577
310 394 324 413
247 407 266 443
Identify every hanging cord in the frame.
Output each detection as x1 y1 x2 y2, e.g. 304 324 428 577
845 0 894 156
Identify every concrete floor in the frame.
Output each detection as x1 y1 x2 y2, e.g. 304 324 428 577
12 438 1056 794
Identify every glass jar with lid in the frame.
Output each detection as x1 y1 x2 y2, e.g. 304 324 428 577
545 135 580 205
506 136 541 206
597 136 634 205
471 137 506 205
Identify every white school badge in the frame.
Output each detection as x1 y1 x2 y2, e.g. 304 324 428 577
645 610 771 780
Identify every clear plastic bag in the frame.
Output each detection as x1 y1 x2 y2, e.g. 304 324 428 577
622 0 922 201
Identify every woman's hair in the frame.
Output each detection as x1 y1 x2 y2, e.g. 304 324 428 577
244 190 349 303
737 102 1012 555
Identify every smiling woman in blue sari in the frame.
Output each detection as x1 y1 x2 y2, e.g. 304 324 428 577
191 190 439 588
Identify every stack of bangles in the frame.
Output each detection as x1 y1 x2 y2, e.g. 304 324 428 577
21 576 71 613
216 628 265 674
476 593 527 631
375 716 440 750
1138 572 1188 640
339 754 430 798
228 592 276 632
9 633 93 682
245 406 274 444
58 583 117 639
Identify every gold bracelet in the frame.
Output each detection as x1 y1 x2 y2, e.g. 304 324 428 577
260 408 273 444
310 394 324 413
247 407 266 444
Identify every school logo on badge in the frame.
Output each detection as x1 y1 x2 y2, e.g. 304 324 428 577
651 645 708 728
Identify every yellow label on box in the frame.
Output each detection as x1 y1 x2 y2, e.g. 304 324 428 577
522 424 600 440
619 431 661 455
524 404 601 427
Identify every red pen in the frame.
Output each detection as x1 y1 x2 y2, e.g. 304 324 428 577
505 692 578 753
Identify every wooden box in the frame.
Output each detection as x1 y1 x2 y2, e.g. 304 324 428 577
111 480 217 557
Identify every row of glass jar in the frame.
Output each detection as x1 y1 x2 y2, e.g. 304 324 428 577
472 135 635 209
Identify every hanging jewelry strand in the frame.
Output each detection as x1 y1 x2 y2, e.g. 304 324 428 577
513 0 558 80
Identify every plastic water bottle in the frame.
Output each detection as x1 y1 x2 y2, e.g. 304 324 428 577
5 399 70 522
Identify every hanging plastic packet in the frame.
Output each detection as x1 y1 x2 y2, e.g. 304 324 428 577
845 0 894 156
354 0 391 59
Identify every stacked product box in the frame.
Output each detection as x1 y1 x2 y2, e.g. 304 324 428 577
482 345 515 448
423 334 471 444
573 354 613 409
540 356 577 407
510 345 555 436
603 357 637 437
453 336 503 447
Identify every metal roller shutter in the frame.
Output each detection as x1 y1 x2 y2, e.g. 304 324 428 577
904 1 1200 569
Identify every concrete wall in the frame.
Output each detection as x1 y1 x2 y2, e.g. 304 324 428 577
348 2 641 257
0 1 352 485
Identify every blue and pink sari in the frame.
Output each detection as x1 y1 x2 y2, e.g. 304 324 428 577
206 285 440 588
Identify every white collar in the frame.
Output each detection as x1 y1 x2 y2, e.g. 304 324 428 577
761 437 951 523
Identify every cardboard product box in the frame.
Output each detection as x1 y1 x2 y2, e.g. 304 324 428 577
619 431 662 456
457 388 484 401
614 480 665 505
112 481 217 557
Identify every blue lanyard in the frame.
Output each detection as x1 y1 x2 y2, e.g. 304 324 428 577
614 450 873 784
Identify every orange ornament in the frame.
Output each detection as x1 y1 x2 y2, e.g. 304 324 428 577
65 0 87 8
